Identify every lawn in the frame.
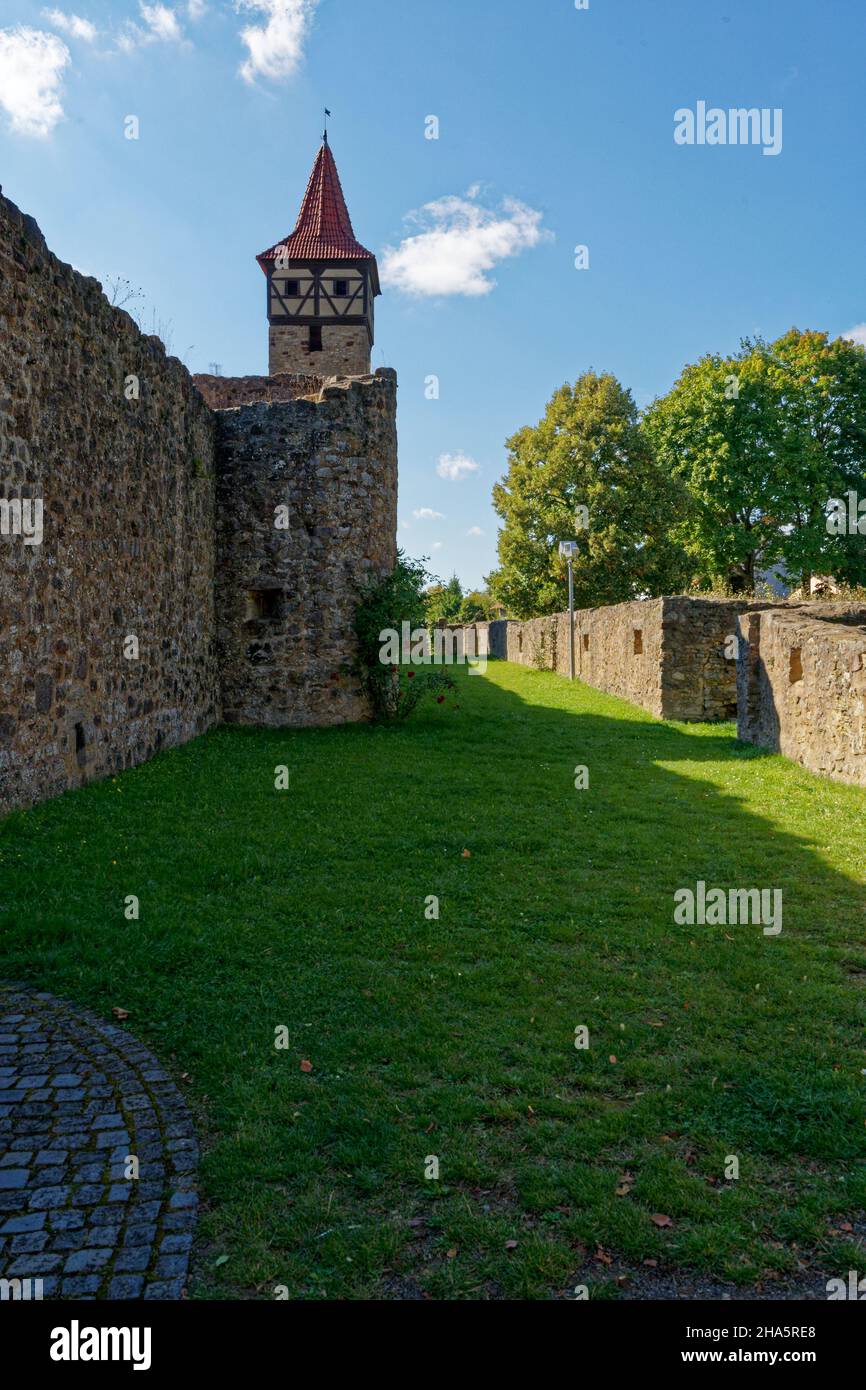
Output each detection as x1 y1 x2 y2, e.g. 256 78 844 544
1 660 865 1300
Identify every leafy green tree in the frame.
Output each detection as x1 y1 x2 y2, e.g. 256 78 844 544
644 330 866 591
488 371 691 617
425 573 463 624
458 590 495 622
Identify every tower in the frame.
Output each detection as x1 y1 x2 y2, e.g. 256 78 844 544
256 135 380 378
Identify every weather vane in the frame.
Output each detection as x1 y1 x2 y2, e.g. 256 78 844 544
323 107 331 143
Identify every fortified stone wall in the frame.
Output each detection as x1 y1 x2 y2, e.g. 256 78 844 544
0 191 219 818
492 597 776 720
737 603 866 785
0 193 399 818
214 370 398 726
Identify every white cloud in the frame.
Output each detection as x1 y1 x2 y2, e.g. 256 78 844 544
437 452 480 482
235 0 318 84
140 3 183 41
431 541 444 552
467 526 484 537
187 0 208 17
117 3 186 52
42 9 98 42
413 507 445 520
381 189 551 297
0 26 70 137
842 323 866 348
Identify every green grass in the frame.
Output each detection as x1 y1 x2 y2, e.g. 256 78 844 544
1 661 865 1300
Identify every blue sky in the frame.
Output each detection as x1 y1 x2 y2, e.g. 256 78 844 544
0 0 863 589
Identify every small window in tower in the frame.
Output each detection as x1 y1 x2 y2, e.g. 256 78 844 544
284 279 300 297
333 279 349 298
309 325 323 352
245 589 281 622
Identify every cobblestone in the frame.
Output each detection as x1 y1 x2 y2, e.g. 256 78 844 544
0 986 198 1301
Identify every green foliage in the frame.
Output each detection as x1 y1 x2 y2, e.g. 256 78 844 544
425 574 464 625
353 552 456 721
644 329 866 592
458 590 497 623
488 371 692 618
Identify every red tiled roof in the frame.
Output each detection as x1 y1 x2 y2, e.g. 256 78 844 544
257 140 377 269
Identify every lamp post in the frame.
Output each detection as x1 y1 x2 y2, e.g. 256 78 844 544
559 540 577 680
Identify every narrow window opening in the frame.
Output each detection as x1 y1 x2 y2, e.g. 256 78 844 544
284 279 300 297
309 325 323 352
582 633 590 651
633 628 643 655
246 589 281 622
333 279 349 297
75 722 85 752
789 647 803 683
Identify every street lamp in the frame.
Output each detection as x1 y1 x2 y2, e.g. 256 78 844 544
559 540 578 680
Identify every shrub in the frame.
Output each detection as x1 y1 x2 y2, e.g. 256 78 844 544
354 552 457 721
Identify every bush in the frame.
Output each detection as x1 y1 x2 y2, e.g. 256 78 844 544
354 553 457 721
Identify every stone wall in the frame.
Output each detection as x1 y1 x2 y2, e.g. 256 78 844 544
499 597 776 720
193 373 324 410
268 324 371 378
0 191 400 818
737 603 866 785
0 191 219 818
214 370 398 726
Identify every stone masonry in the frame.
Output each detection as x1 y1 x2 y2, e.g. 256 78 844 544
0 192 398 817
0 192 218 818
215 371 397 726
496 597 777 721
737 602 866 785
268 323 371 378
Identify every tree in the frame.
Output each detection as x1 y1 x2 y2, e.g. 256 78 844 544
488 371 691 618
644 330 866 592
425 574 463 624
458 589 495 622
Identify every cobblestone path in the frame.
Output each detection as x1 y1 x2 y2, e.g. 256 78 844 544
0 985 198 1300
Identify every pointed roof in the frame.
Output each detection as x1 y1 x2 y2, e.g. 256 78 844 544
257 138 379 285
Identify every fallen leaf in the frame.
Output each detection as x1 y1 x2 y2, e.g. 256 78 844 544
643 1258 658 1267
461 849 472 858
446 1247 458 1259
111 1007 129 1020
595 1246 612 1265
651 1213 673 1228
505 1239 518 1251
214 1254 229 1267
300 1059 313 1073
